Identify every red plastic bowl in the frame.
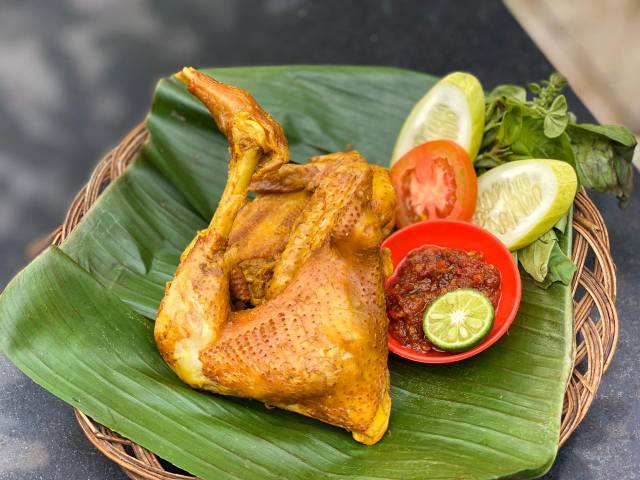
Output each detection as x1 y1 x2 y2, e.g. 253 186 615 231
382 220 521 364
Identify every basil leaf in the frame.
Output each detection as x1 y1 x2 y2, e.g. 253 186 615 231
569 126 635 204
549 95 568 116
553 213 570 235
474 156 503 170
498 104 523 144
613 144 635 205
571 123 637 147
488 84 527 102
517 230 557 282
543 95 569 138
484 99 499 129
544 112 569 138
518 229 576 288
510 116 575 167
538 243 576 289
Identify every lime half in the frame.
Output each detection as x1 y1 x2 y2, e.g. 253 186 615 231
423 289 494 352
472 159 577 251
391 72 485 165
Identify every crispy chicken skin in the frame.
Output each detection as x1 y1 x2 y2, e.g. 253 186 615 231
154 67 395 444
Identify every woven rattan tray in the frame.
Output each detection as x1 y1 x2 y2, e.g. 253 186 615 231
47 123 618 480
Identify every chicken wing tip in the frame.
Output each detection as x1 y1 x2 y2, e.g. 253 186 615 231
175 66 196 86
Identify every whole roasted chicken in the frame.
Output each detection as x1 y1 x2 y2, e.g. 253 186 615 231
155 67 395 444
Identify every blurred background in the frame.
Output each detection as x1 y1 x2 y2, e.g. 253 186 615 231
507 0 640 136
0 1 638 479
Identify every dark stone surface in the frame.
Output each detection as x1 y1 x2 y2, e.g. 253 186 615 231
0 1 636 479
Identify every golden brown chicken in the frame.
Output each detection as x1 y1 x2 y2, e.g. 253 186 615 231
154 67 395 444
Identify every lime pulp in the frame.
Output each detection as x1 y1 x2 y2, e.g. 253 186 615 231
423 289 494 352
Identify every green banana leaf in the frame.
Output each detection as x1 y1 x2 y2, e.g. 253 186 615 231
0 66 573 480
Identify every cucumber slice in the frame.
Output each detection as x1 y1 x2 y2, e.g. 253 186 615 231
423 289 494 352
391 72 485 164
472 159 577 251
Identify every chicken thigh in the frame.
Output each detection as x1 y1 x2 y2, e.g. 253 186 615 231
155 67 395 444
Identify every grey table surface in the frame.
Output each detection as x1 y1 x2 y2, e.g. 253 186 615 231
0 1 637 479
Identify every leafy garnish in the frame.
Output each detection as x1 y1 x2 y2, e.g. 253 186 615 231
477 72 636 287
477 73 636 206
510 117 575 167
541 242 577 288
517 230 556 283
567 124 635 203
517 217 576 289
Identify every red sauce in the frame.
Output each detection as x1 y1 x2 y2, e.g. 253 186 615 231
385 246 501 353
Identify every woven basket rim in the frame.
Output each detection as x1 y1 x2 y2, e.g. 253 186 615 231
48 123 618 480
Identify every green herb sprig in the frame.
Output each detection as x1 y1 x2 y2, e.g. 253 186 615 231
477 73 637 288
477 73 636 206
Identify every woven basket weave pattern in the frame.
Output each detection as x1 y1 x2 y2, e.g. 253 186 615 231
49 124 618 480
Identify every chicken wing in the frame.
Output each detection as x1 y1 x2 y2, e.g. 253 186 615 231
155 67 395 444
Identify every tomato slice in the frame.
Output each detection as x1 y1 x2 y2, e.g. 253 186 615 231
390 140 477 227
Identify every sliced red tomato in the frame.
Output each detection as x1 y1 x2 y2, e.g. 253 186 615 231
390 140 477 228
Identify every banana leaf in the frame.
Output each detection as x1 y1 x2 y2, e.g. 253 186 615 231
0 66 573 479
